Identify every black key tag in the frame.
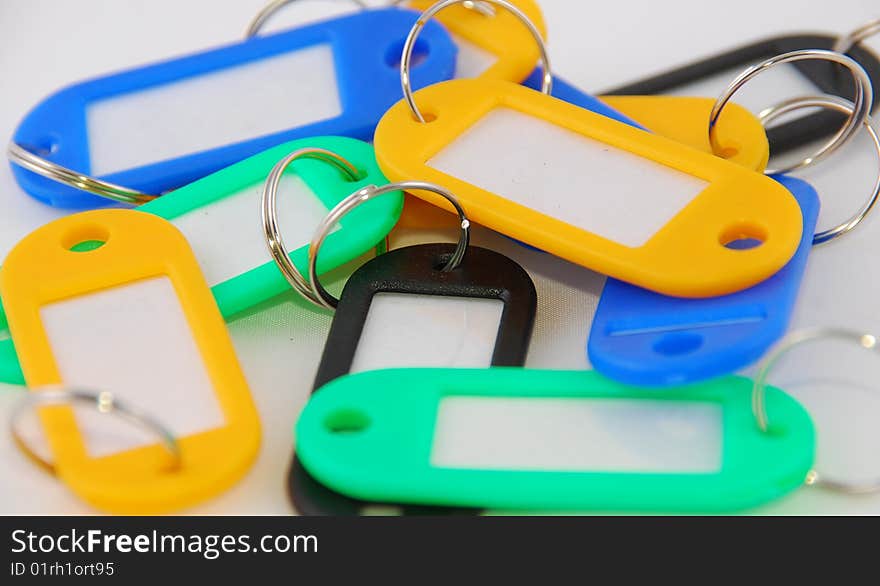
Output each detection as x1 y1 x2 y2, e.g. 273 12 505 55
604 34 880 154
265 180 537 516
293 243 536 515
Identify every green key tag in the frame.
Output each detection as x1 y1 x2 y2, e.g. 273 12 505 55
296 368 815 513
141 135 402 318
0 136 401 386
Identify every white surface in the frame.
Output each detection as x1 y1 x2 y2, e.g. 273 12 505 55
88 44 341 175
450 34 498 78
171 173 332 287
432 397 721 472
1 0 879 515
39 277 224 457
428 107 708 247
350 293 504 372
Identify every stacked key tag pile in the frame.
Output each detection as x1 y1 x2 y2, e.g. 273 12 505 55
2 0 879 514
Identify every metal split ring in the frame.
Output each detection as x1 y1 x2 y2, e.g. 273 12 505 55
833 18 880 55
752 328 880 495
400 0 552 123
758 95 880 245
245 0 369 38
709 49 873 175
10 387 181 476
261 147 375 308
307 181 471 310
6 143 159 205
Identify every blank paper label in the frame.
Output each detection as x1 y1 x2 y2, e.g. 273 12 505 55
40 277 225 458
350 293 504 372
428 107 708 247
432 397 722 473
170 173 332 287
87 44 342 175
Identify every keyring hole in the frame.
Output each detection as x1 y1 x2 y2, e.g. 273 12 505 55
324 408 370 434
720 223 767 250
22 137 59 158
61 225 110 253
719 146 740 159
386 38 430 70
652 332 704 356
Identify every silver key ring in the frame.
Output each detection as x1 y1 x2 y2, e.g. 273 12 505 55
245 0 369 38
307 181 471 310
752 328 880 495
8 0 374 205
401 0 552 123
833 18 880 54
261 147 369 308
758 95 880 246
389 0 496 17
709 49 873 175
10 387 181 476
6 143 159 205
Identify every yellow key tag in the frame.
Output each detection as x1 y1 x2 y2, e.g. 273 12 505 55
394 95 771 230
601 95 770 171
375 78 802 298
0 209 260 513
405 0 546 82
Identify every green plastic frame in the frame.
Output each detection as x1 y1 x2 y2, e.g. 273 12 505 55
296 368 815 513
142 135 402 318
0 136 401 387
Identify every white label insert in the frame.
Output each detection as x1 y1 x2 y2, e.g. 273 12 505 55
432 397 722 473
428 107 709 247
87 44 342 175
350 293 504 372
169 173 333 287
40 277 225 458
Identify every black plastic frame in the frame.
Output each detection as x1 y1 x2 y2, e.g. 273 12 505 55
604 34 880 155
288 243 537 516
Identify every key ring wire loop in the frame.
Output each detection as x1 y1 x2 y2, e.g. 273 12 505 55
709 49 873 175
833 18 880 54
758 95 880 245
261 147 369 308
10 387 181 476
400 0 552 123
307 181 471 310
245 0 369 38
752 328 880 495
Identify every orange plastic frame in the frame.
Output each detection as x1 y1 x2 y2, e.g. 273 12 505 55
375 79 801 298
0 209 260 513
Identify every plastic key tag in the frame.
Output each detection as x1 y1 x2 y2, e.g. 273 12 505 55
141 136 401 318
589 175 820 387
584 97 821 386
0 136 402 387
0 210 260 513
375 78 803 297
296 368 815 513
10 7 456 209
290 241 536 515
602 34 880 155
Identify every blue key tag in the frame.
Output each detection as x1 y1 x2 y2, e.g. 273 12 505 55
588 175 820 387
9 7 456 209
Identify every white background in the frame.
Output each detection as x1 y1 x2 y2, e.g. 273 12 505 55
1 0 879 515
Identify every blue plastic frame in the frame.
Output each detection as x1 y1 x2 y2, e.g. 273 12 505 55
588 175 820 387
10 7 457 209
